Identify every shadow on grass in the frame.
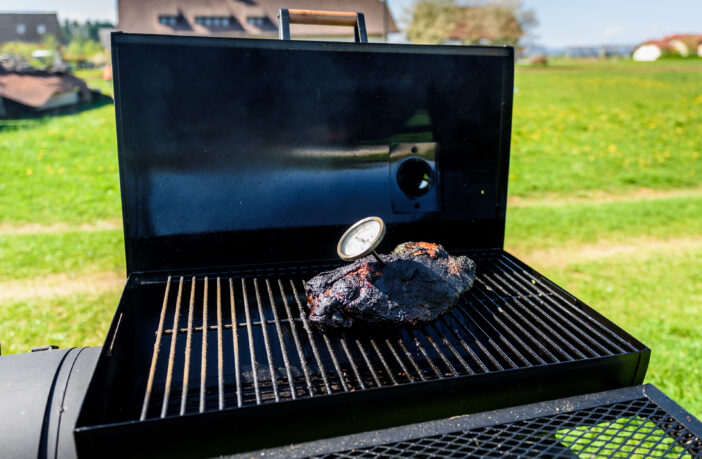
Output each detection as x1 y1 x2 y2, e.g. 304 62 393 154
0 97 113 133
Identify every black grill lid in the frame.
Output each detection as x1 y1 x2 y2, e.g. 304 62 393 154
112 33 514 275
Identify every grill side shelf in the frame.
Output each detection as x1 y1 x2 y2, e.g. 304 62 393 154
238 384 702 459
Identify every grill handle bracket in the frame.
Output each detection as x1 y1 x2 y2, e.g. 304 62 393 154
278 9 368 43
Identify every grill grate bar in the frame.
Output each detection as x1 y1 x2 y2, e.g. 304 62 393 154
406 331 443 379
397 338 425 381
453 307 518 370
480 271 591 360
370 339 398 385
180 276 196 415
290 280 332 394
216 278 224 410
497 257 635 353
340 335 366 389
277 279 314 397
446 310 503 371
467 291 539 367
265 279 297 399
471 278 574 362
253 278 279 403
140 275 172 421
241 278 261 405
470 286 555 364
161 276 184 418
385 339 415 382
437 315 489 373
356 340 382 386
228 279 242 407
485 263 604 357
199 277 209 413
423 330 458 376
429 324 473 374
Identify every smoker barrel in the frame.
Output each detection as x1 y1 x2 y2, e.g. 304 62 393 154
0 347 100 459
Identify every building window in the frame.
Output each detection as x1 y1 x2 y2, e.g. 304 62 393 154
16 24 26 35
37 24 47 34
195 16 232 28
158 15 180 27
247 17 267 27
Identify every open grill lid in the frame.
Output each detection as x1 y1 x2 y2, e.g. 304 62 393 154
112 33 514 275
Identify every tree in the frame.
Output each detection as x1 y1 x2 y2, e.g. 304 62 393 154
406 0 457 44
61 19 114 44
407 0 537 47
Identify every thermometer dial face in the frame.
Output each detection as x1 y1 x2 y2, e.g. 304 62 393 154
337 217 386 262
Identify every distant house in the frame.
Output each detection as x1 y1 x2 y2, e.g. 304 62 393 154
633 34 702 61
116 0 397 42
0 13 61 44
0 59 109 118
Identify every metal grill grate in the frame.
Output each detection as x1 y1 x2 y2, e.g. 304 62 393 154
139 250 642 420
319 397 702 458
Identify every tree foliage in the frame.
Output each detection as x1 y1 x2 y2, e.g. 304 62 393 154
60 19 114 44
407 0 537 46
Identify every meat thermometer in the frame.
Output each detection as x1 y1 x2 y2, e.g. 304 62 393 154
337 216 386 264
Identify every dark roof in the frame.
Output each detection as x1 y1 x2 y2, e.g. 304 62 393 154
0 13 61 44
0 67 90 108
117 0 397 38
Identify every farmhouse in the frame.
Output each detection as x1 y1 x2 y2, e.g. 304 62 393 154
117 0 397 41
0 13 61 45
633 34 702 61
0 60 106 118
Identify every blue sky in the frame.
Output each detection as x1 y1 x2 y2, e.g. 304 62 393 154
3 0 702 47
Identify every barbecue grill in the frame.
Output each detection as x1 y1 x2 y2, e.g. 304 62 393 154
67 17 656 456
5 9 699 459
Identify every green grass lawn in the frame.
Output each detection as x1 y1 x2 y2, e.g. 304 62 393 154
0 59 700 420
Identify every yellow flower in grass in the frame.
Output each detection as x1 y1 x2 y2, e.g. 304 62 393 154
26 169 33 176
608 144 617 154
649 122 656 129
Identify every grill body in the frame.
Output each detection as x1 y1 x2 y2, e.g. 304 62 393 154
75 33 651 457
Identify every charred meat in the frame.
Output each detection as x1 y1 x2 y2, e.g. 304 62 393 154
306 242 476 331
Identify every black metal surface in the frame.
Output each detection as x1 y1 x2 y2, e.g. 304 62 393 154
242 384 702 458
0 347 101 459
110 33 514 275
74 250 649 458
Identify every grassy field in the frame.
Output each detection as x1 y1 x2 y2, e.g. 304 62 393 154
0 61 700 418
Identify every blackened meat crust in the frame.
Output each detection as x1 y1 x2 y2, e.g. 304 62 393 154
306 242 476 331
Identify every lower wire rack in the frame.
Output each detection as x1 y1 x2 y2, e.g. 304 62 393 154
252 385 702 459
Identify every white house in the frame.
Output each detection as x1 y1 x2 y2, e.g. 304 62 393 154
633 34 702 61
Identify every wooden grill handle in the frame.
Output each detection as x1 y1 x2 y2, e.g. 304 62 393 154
287 9 359 27
278 8 368 42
